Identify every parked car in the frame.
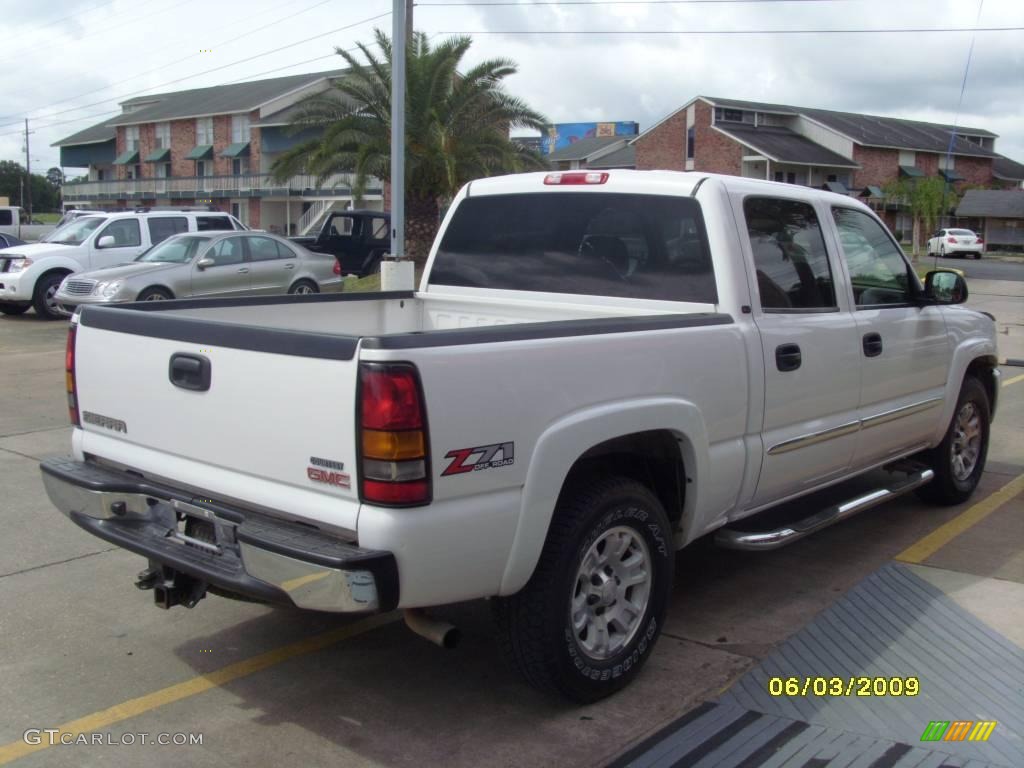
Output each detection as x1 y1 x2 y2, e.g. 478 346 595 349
290 209 389 276
41 170 997 703
0 205 56 242
0 233 27 248
54 231 342 313
927 228 984 259
0 209 245 318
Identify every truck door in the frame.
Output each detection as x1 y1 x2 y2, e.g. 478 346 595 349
740 195 862 507
829 206 952 468
323 214 356 267
89 219 146 268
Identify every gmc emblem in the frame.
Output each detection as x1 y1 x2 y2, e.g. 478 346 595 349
306 467 351 488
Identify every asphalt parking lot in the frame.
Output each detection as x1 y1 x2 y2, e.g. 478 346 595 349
0 305 1021 767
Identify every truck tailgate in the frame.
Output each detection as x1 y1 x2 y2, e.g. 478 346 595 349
72 309 362 533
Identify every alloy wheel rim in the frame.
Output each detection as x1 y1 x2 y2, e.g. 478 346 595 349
295 284 313 294
45 284 59 311
144 294 165 301
951 402 981 481
570 525 652 661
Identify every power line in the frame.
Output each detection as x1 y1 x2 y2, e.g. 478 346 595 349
0 0 338 124
0 10 391 132
433 25 1024 34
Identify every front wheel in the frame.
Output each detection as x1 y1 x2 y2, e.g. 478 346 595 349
493 475 674 702
32 273 66 320
136 287 173 301
916 376 990 506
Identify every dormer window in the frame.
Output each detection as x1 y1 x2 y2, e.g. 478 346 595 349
714 107 745 122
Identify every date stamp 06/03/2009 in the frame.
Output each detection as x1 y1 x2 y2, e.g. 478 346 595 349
767 676 920 697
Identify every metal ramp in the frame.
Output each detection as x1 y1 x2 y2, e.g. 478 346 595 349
610 563 1023 767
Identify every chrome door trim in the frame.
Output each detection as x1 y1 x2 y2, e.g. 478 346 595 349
767 421 861 455
861 397 943 430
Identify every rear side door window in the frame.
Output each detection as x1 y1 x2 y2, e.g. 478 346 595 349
247 235 281 262
832 207 913 307
743 197 837 311
148 216 188 245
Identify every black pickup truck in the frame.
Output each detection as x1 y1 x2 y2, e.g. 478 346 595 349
290 209 390 277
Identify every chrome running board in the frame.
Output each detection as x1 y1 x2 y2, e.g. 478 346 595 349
715 467 935 551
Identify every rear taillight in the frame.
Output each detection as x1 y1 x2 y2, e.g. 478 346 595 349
976 236 984 244
333 260 341 275
948 236 957 243
358 363 430 506
66 323 80 427
544 171 609 185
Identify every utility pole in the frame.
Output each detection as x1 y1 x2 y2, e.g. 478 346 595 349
390 0 406 260
406 0 413 49
24 119 32 220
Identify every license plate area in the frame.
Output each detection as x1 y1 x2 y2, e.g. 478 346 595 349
165 499 237 556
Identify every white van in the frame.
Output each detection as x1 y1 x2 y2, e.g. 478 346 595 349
0 209 245 318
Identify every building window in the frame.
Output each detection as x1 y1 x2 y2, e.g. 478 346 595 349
124 125 140 152
232 157 249 175
827 174 837 183
196 116 214 145
774 171 784 182
126 164 143 180
154 122 170 149
716 108 744 122
686 125 695 160
938 154 955 170
898 150 916 166
231 114 250 144
155 162 172 178
97 169 105 181
196 160 211 177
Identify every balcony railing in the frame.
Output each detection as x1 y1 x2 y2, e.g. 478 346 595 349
61 173 378 199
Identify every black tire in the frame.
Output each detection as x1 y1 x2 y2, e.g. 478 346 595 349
0 302 30 316
136 287 173 302
973 252 983 260
493 475 674 702
916 376 990 506
288 280 319 295
32 273 67 320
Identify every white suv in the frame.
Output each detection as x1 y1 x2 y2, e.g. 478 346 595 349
0 210 245 319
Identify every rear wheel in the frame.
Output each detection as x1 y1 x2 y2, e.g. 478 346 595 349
136 287 173 301
288 280 319 295
493 475 674 702
0 302 30 316
916 376 990 506
32 273 67 320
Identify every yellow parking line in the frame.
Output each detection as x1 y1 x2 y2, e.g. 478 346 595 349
0 612 399 765
897 473 1024 564
1002 372 1024 388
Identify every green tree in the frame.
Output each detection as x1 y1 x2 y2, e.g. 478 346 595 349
883 176 960 259
271 29 549 261
0 160 61 213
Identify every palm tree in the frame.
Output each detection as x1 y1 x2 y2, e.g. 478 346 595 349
271 29 550 262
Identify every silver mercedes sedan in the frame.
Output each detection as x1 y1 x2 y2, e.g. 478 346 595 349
55 231 343 314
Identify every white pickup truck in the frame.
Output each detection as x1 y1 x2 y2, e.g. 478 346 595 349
0 205 55 242
41 171 999 702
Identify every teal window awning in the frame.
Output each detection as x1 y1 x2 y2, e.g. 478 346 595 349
860 185 885 198
113 149 139 165
899 164 925 178
143 147 170 163
186 144 213 160
939 168 965 182
220 142 250 158
823 181 848 195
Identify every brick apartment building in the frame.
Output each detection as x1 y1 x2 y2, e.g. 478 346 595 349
54 69 382 234
630 96 1024 236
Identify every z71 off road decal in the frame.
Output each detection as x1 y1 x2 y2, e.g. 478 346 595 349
442 442 514 476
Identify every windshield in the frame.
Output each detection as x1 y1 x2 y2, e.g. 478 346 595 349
50 217 105 245
136 236 210 264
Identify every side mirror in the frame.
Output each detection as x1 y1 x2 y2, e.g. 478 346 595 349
96 235 116 248
196 257 215 270
924 270 968 304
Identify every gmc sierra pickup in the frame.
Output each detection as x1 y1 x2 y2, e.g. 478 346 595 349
41 170 999 702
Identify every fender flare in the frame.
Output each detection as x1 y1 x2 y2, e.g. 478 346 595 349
932 339 998 444
23 256 83 291
498 397 709 595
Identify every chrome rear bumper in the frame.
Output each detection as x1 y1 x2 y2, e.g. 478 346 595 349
40 457 398 613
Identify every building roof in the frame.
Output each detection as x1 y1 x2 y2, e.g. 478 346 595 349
587 144 636 169
701 96 998 157
547 135 626 162
993 154 1024 181
52 117 120 147
54 68 349 147
714 124 860 168
956 189 1024 218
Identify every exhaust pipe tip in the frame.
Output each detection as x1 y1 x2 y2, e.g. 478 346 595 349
404 609 460 650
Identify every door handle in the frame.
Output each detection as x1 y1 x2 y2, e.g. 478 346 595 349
169 354 211 392
237 267 249 273
863 332 883 358
283 263 295 269
775 343 802 372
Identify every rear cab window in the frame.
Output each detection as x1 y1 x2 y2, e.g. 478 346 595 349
431 192 716 303
196 215 236 232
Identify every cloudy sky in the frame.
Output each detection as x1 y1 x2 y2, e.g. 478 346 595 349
1 0 1022 175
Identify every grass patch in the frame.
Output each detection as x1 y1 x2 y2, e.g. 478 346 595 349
342 265 425 294
34 212 61 224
